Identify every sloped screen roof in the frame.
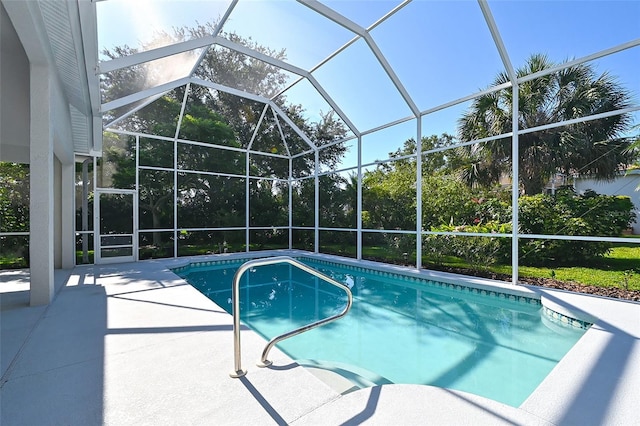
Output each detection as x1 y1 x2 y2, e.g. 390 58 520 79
95 0 639 162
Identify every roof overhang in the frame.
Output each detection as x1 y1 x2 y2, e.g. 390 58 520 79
2 0 102 157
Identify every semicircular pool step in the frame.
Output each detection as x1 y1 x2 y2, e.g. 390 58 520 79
298 359 393 395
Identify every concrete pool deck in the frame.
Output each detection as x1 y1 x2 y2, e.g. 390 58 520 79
1 251 639 425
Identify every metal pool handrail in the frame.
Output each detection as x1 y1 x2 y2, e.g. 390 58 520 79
229 256 353 378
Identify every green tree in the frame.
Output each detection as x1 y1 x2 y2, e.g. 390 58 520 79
0 162 30 267
360 135 480 231
0 162 29 232
106 98 243 245
458 53 635 194
319 174 354 229
100 23 348 252
291 178 315 228
101 22 348 176
361 138 418 230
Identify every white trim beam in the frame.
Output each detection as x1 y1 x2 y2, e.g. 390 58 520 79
192 77 271 104
289 0 404 85
96 4 360 138
101 77 190 112
356 135 363 260
269 102 317 150
363 34 420 117
107 129 291 159
519 106 640 136
272 108 292 157
174 83 191 140
104 77 317 154
97 0 238 75
298 0 419 117
289 156 293 249
245 150 250 252
518 39 640 84
305 74 360 136
247 104 270 150
216 36 305 76
314 150 320 253
420 81 513 116
422 132 513 157
216 37 360 136
184 0 239 78
360 115 416 137
478 0 516 82
98 36 219 75
368 0 412 31
105 93 166 128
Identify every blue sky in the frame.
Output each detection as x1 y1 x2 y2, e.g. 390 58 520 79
97 0 640 167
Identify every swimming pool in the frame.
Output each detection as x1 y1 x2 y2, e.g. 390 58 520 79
174 256 590 407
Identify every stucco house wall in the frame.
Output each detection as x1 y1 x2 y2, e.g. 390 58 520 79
573 170 640 234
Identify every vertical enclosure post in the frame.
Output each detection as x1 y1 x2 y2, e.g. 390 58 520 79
416 119 423 269
357 135 363 260
135 135 140 261
511 83 520 285
246 151 250 252
81 158 90 263
289 157 293 249
173 83 190 258
314 149 319 253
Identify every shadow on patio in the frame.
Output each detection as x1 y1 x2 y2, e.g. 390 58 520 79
1 263 340 425
1 270 107 424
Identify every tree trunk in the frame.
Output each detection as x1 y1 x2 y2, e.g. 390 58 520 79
151 206 162 246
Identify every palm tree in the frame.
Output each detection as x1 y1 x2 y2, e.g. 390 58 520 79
458 53 634 195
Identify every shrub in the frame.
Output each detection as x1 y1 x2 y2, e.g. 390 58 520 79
427 189 635 267
518 189 635 265
427 222 512 268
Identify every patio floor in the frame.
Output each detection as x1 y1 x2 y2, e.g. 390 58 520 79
1 252 639 425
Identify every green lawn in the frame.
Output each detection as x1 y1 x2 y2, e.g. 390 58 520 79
359 244 640 291
428 245 640 291
511 246 639 290
0 257 28 269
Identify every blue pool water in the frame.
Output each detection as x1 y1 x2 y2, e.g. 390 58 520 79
175 257 589 407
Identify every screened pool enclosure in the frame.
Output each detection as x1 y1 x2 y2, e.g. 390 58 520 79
2 0 640 288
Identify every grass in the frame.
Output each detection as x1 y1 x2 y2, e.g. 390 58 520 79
427 245 640 291
512 246 639 290
0 257 27 269
358 244 640 292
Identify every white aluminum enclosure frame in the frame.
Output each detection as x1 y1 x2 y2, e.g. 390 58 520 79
94 188 138 264
88 0 640 282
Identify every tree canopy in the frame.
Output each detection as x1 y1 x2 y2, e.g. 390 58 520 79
458 53 636 194
98 23 348 251
101 22 348 176
0 162 29 233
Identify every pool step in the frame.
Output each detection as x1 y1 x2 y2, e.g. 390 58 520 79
298 360 392 395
